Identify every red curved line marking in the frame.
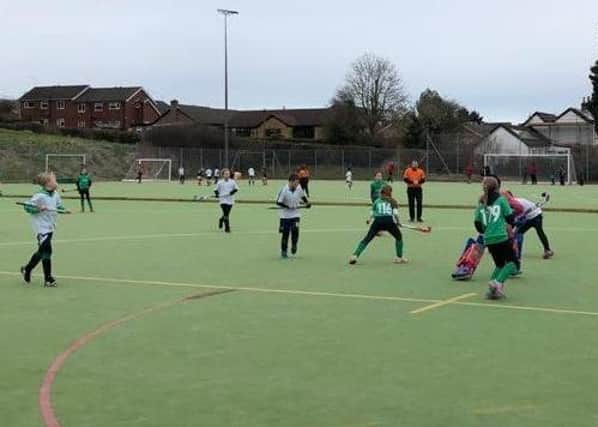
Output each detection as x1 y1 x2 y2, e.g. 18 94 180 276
39 301 179 427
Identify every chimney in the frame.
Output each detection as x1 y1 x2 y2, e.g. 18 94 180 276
170 99 179 110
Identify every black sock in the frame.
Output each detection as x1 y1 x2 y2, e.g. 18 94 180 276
42 259 52 281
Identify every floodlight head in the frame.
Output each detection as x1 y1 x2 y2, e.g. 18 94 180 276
217 9 239 16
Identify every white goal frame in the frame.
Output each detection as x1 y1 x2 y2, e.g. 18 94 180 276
122 158 172 182
45 154 87 173
483 152 574 185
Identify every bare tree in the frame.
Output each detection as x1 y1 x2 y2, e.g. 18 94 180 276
338 53 409 137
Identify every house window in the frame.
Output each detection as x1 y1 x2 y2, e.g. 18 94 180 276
109 102 121 110
78 120 86 128
265 128 282 138
78 103 86 113
293 126 316 139
56 118 65 128
40 101 49 110
234 128 251 137
94 103 104 112
23 101 35 109
56 100 65 110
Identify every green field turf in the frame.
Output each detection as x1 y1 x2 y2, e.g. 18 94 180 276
2 179 598 211
1 181 598 426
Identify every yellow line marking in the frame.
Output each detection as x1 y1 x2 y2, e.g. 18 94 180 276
410 293 477 315
2 271 598 318
0 271 436 305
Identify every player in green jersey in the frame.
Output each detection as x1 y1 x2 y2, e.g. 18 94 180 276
474 176 517 300
350 185 407 265
76 167 93 213
370 171 385 204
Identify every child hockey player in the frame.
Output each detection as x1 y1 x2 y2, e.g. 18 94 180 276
474 176 517 300
20 172 71 287
370 171 385 204
503 191 553 260
349 185 407 265
345 167 353 190
214 168 239 233
76 166 93 213
276 174 311 258
248 167 256 186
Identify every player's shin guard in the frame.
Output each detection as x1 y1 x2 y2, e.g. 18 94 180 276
496 262 516 284
395 240 403 258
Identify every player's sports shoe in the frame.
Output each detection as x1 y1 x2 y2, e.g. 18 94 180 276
291 245 297 255
20 266 31 284
281 251 288 259
486 280 505 300
44 277 57 288
543 250 554 259
218 218 224 230
349 255 358 265
393 257 409 264
417 218 424 223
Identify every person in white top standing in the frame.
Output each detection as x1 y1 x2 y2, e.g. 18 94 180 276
213 168 220 185
20 172 71 287
178 166 185 184
248 167 256 186
214 168 239 233
276 173 311 258
205 168 213 182
345 167 353 190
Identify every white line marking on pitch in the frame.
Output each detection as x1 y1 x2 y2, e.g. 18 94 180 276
1 225 597 248
410 293 477 315
2 271 598 318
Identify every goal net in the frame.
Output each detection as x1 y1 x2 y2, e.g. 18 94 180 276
483 153 576 185
122 158 172 182
45 154 87 184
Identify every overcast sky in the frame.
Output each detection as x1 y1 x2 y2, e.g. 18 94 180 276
1 0 596 122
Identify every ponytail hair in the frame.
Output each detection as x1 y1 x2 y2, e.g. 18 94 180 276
380 185 399 209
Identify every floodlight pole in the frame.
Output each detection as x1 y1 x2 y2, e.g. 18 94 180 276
218 8 239 168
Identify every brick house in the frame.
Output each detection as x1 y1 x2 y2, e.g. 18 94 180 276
19 85 161 130
152 100 331 141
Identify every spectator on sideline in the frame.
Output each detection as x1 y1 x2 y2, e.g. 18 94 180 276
403 160 426 222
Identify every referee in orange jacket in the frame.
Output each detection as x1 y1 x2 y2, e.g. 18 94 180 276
403 160 426 222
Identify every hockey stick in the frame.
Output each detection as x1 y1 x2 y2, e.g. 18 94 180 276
193 193 233 202
267 205 312 210
400 223 432 233
16 202 71 214
61 188 79 194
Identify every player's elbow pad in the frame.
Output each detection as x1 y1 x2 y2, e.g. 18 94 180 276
214 191 219 197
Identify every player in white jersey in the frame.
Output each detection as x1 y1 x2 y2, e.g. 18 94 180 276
345 167 353 190
20 172 71 287
510 193 553 259
178 166 185 184
214 169 239 233
248 167 256 186
205 168 213 182
276 174 311 258
213 168 220 185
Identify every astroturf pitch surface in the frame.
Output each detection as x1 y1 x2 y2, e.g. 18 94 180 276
1 180 598 427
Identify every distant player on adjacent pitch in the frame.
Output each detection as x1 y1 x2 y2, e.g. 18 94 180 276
248 167 256 186
345 167 353 190
349 184 407 265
